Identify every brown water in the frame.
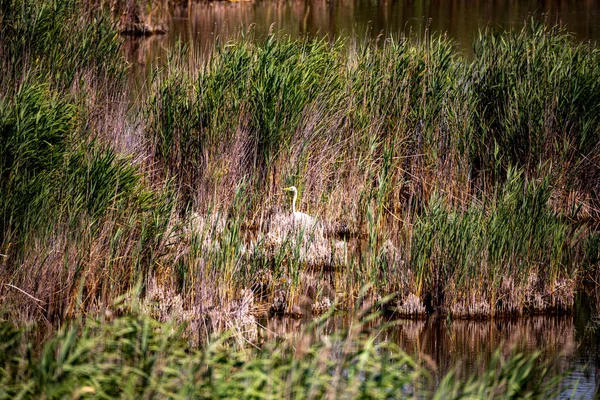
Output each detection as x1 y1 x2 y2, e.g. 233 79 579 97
125 0 600 71
172 0 600 48
258 297 600 398
125 0 600 395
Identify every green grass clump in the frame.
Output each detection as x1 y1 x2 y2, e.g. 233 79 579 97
0 83 140 240
0 0 125 89
0 84 75 236
470 23 600 194
410 168 581 316
0 81 143 245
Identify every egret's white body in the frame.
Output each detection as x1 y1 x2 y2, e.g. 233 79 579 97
258 186 346 269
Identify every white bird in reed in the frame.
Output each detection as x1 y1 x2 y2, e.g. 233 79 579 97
283 186 316 227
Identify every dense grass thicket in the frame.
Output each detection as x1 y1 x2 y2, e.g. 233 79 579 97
0 0 171 323
144 26 600 317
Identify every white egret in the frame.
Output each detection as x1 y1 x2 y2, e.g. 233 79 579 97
283 186 316 227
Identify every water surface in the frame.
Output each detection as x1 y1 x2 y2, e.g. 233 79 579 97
258 304 599 398
125 0 600 69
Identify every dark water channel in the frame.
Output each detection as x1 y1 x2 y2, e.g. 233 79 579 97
258 291 600 398
125 0 600 396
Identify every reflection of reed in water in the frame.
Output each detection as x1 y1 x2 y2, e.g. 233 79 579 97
347 315 577 379
150 0 600 66
253 311 594 392
257 313 350 345
122 35 164 66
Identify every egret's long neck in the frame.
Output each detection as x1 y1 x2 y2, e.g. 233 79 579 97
292 191 297 214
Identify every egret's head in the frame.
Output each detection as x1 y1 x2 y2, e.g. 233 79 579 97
283 186 298 194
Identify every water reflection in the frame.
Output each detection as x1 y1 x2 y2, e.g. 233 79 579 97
171 0 600 48
126 0 600 67
258 312 599 398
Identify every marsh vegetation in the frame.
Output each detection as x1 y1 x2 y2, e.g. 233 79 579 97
1 0 599 396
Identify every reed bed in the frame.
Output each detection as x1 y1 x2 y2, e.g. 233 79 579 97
1 1 598 395
1 0 600 329
0 0 170 323
143 25 599 318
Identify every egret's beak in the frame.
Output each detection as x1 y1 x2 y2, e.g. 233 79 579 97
283 187 292 192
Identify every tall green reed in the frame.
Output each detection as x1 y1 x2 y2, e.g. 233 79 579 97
0 0 125 90
410 168 581 316
0 0 171 323
470 23 600 198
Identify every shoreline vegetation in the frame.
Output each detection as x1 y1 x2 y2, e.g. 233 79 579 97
0 0 599 395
